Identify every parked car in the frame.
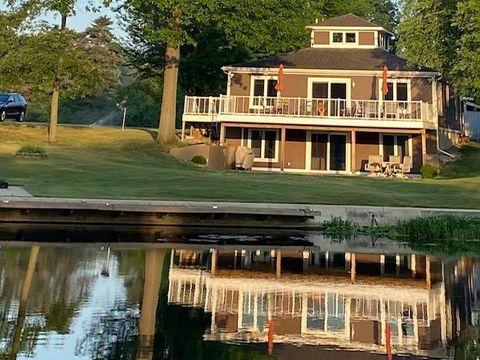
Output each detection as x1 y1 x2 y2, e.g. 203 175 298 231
0 93 27 122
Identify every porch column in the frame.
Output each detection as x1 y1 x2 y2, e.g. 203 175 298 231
351 130 356 174
220 123 226 146
275 249 282 279
426 256 431 289
421 129 427 167
350 253 356 282
280 127 287 171
411 254 416 278
211 249 218 277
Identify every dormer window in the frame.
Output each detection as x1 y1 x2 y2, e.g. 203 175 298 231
333 32 343 43
346 33 356 43
331 32 357 45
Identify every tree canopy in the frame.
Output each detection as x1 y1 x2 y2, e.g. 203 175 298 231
398 0 480 99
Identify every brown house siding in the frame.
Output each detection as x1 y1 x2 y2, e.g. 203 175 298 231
411 134 423 173
285 130 306 169
426 130 437 154
230 73 250 96
359 32 375 46
438 84 460 130
282 75 309 97
313 31 329 45
355 132 380 171
351 76 379 100
411 78 432 103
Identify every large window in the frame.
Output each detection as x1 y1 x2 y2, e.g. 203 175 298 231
381 80 410 102
381 134 411 161
250 76 278 108
247 129 279 161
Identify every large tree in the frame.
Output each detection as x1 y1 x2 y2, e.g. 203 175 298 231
398 0 480 99
0 26 115 140
5 0 112 141
123 0 397 143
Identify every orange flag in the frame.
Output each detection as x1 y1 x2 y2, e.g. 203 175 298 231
382 65 389 96
275 64 284 93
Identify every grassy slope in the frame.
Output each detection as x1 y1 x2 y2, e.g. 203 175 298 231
0 123 479 208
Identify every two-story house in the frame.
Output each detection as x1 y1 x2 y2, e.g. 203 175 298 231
182 14 460 174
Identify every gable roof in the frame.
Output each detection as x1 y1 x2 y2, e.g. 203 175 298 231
228 47 435 73
310 13 381 28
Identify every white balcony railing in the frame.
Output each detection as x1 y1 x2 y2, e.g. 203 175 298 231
184 95 430 122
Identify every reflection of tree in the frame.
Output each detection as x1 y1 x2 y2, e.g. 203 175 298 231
77 248 165 360
454 324 480 360
9 245 40 359
0 246 98 358
137 248 168 360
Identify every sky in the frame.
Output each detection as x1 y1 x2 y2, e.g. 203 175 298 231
44 1 126 37
1 0 126 37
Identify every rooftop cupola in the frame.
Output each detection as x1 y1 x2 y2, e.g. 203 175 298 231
307 13 393 51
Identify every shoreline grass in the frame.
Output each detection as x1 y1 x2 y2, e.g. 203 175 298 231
1 123 480 209
322 215 480 255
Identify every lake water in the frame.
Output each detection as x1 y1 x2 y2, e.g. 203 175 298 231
0 225 479 359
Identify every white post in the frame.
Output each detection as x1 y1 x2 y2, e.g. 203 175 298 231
181 120 186 141
121 108 127 130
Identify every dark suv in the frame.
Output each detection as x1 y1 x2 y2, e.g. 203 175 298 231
0 93 27 122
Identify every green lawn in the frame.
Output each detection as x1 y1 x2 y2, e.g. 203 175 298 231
1 123 479 208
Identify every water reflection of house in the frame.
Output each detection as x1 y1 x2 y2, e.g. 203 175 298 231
167 246 477 359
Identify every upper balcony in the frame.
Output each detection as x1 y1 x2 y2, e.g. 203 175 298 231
183 95 435 130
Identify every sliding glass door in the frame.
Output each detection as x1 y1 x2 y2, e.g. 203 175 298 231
310 133 347 172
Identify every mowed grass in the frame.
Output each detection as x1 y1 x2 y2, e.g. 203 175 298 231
0 122 479 208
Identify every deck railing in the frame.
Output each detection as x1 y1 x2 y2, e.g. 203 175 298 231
184 95 429 122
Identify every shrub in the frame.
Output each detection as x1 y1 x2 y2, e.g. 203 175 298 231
191 155 207 165
16 144 47 156
421 164 437 179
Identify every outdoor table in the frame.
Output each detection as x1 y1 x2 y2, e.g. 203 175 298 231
382 162 401 177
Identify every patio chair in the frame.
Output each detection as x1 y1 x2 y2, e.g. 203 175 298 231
389 155 401 164
393 156 412 178
365 155 383 176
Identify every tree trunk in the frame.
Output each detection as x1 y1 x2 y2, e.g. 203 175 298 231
157 45 180 144
47 14 67 143
48 88 59 143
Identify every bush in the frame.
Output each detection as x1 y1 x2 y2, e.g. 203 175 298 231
421 164 437 179
191 155 207 165
16 144 47 156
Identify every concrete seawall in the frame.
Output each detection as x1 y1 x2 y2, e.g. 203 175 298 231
1 197 480 228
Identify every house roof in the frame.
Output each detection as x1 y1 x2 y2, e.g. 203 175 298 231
228 47 436 73
310 13 381 28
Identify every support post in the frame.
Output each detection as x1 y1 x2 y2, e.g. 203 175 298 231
181 120 186 141
426 256 431 289
280 127 287 171
396 254 401 276
350 253 356 282
219 123 226 146
411 254 416 278
275 249 282 279
211 249 218 277
421 128 427 167
351 130 356 174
